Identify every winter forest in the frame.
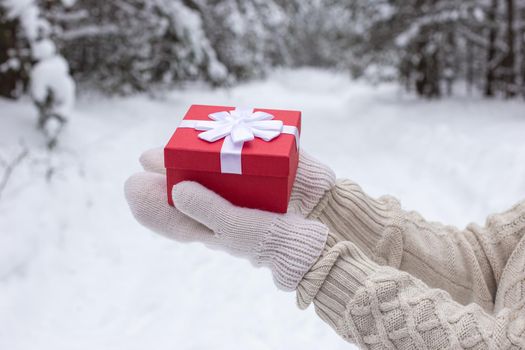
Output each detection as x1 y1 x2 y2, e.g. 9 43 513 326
2 0 525 100
1 1 525 350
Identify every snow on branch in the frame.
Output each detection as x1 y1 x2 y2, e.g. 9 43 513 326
47 9 88 22
60 24 119 41
457 24 507 51
395 8 468 47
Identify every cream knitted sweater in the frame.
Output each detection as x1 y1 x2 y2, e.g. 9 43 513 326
297 179 525 349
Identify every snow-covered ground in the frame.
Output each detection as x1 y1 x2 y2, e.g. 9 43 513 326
1 68 525 350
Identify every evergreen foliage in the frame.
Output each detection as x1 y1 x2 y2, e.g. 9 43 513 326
1 0 524 98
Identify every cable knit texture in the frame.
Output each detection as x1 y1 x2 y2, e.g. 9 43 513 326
309 179 525 310
298 179 525 349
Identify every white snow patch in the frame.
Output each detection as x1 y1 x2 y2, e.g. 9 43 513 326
30 53 75 116
31 39 56 60
61 0 76 8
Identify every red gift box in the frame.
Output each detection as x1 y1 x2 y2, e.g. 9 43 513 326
164 104 301 213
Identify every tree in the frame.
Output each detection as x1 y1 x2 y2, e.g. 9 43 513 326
0 3 33 99
501 0 516 97
484 0 498 96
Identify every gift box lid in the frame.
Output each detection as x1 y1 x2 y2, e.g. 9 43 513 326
165 105 301 177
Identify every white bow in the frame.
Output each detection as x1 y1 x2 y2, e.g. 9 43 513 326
178 107 299 174
193 108 284 144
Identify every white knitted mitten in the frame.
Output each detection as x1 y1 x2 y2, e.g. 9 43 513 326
125 148 335 291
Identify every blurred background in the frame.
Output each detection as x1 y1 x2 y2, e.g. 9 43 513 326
1 1 524 349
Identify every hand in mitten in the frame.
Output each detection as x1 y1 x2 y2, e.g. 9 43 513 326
124 148 335 290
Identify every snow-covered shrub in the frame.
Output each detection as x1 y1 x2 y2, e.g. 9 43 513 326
1 0 76 147
30 39 75 126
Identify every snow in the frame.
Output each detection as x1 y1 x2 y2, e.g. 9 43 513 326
1 68 525 350
30 56 75 115
2 0 40 41
60 24 119 41
395 8 466 47
61 0 76 8
0 57 20 73
30 41 75 116
31 39 56 60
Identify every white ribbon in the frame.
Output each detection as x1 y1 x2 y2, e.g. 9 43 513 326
178 107 300 174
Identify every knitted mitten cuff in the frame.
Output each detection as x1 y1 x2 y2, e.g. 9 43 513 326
289 151 336 217
257 214 329 291
203 211 329 291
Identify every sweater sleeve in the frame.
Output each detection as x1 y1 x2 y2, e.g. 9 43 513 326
309 179 525 312
296 241 525 349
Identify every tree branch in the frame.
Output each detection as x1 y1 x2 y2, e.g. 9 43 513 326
0 148 29 200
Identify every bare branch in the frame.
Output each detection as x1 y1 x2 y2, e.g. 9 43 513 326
0 148 29 200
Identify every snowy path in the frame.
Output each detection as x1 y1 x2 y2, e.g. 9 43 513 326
1 69 524 350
